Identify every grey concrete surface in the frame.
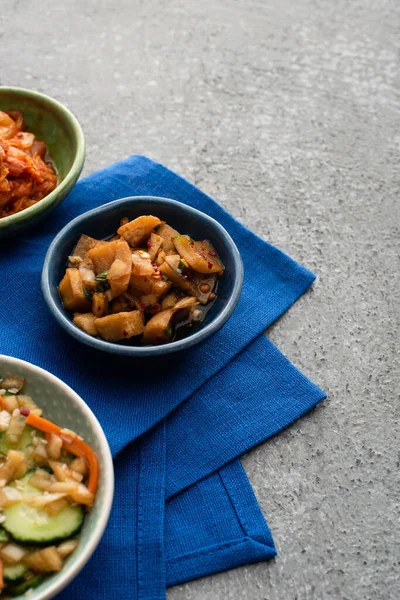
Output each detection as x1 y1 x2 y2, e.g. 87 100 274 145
3 0 400 598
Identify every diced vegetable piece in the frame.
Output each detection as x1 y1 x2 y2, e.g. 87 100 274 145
17 395 42 417
69 470 83 483
142 309 175 345
3 562 27 582
0 410 11 432
156 223 180 253
68 483 94 506
173 296 199 310
59 268 92 312
0 487 22 508
106 240 132 299
8 574 44 596
5 411 26 445
87 240 119 275
24 546 63 572
3 474 84 543
95 311 145 342
129 274 157 295
173 236 224 274
23 492 67 509
147 233 164 261
69 457 88 477
47 434 63 460
1 375 25 394
68 235 106 268
0 376 24 393
131 252 155 276
79 266 97 290
29 469 52 491
139 294 158 308
156 249 166 266
117 215 161 247
0 544 27 564
142 297 198 345
48 481 78 494
14 461 29 480
33 441 49 465
48 461 69 482
45 497 69 516
73 313 98 336
161 292 180 310
2 395 18 413
92 292 109 318
0 451 25 487
110 292 136 314
57 539 79 559
158 256 193 293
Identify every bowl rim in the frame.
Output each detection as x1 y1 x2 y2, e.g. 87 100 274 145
0 354 114 600
0 86 86 229
42 195 244 357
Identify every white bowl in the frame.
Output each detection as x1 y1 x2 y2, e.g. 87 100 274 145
0 355 114 599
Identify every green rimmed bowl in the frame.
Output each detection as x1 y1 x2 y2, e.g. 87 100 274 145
0 354 114 599
0 87 85 238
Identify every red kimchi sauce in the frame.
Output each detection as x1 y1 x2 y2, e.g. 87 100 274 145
0 110 58 218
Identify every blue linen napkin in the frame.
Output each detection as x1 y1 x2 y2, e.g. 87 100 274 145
58 334 324 598
0 156 325 598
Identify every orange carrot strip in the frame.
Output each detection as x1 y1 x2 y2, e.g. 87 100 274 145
26 413 99 498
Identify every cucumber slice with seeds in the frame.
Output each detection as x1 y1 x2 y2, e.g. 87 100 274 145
3 474 84 544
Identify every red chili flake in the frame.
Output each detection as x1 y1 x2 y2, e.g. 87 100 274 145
122 329 128 337
189 241 195 248
207 261 213 269
147 239 152 248
140 302 147 310
147 303 161 315
208 250 217 257
20 407 30 417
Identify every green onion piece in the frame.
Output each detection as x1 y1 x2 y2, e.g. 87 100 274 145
96 281 110 293
83 286 93 301
95 271 109 282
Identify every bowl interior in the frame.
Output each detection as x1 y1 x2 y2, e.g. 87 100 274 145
45 197 242 355
0 89 78 182
0 355 113 600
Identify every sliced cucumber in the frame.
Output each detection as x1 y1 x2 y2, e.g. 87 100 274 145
8 574 44 596
0 527 10 543
3 563 27 582
3 474 84 544
0 426 43 456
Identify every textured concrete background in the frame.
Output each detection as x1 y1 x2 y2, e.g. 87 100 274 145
2 0 400 598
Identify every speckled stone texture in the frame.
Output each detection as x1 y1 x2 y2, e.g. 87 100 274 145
2 0 399 598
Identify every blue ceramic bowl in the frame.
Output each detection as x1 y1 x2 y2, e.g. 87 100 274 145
42 196 244 357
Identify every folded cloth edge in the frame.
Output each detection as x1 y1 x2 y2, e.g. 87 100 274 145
166 459 277 587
